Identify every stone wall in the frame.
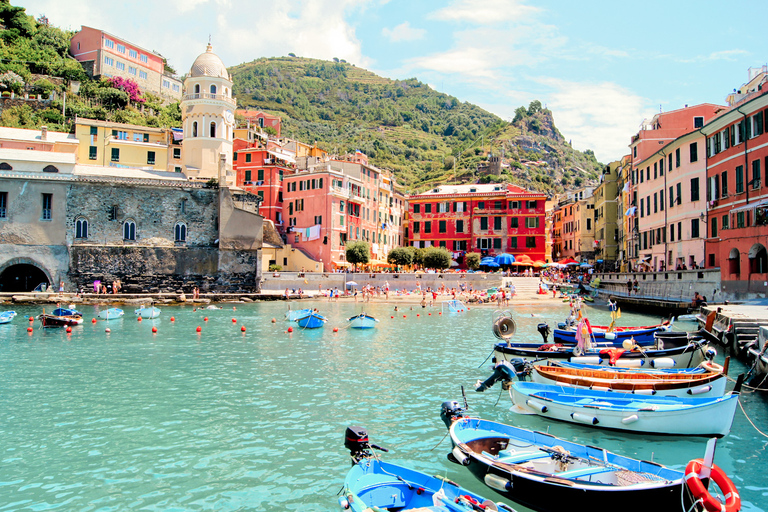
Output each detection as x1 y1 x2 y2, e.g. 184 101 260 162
594 269 722 303
69 246 260 293
66 182 219 247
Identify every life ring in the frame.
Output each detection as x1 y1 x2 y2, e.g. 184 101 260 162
701 360 724 374
684 458 740 512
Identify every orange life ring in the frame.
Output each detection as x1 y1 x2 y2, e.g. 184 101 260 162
701 360 724 374
684 458 740 512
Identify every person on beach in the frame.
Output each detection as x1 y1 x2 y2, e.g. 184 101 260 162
632 278 639 295
627 279 632 295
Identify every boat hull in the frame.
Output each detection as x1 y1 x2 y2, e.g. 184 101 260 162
98 308 124 320
0 311 17 324
285 308 312 321
510 382 737 436
348 314 378 329
554 325 666 345
448 417 688 512
297 313 326 329
39 314 82 327
134 307 160 319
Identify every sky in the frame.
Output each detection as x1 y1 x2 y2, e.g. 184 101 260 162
16 0 768 163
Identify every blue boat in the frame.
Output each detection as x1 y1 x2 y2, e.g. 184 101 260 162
98 308 124 320
0 311 17 324
285 307 312 321
296 311 326 329
134 306 160 319
440 400 738 512
52 307 82 317
553 321 672 345
340 426 518 512
347 313 378 329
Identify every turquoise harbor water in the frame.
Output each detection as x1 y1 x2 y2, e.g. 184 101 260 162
0 301 766 511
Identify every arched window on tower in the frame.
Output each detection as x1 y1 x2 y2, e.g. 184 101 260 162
123 219 136 241
192 121 198 137
210 84 217 95
75 217 88 239
194 84 200 95
210 122 216 138
174 222 187 243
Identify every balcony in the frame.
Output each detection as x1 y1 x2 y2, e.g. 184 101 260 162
330 186 350 199
182 92 236 107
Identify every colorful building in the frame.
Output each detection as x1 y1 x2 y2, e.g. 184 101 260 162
593 162 619 267
702 68 768 298
406 184 546 265
235 110 282 138
70 26 182 103
73 119 173 172
617 154 633 269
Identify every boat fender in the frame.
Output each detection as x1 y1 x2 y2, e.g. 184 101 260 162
621 415 639 424
687 385 712 395
632 389 656 395
526 399 548 413
484 473 512 492
685 458 740 512
604 332 616 341
451 446 470 466
615 359 643 368
650 358 676 368
338 496 350 509
571 412 599 425
570 356 602 365
591 385 611 392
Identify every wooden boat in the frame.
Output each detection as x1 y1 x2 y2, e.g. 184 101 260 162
38 313 82 327
52 307 82 317
285 307 312 321
98 308 124 320
0 311 17 324
508 380 741 436
440 400 738 512
340 426 518 512
550 360 708 374
530 362 727 397
493 336 710 369
296 311 326 329
347 313 378 329
134 306 160 319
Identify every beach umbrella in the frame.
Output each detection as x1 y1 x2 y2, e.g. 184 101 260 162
484 261 500 268
565 261 580 266
494 253 516 265
557 257 579 265
345 281 358 287
533 260 546 268
579 262 592 268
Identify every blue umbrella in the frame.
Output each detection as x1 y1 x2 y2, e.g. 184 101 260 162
480 257 496 265
482 261 500 268
579 262 592 268
494 253 516 265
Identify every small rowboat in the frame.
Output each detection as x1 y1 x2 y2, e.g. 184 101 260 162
530 362 727 397
553 321 672 345
347 313 378 329
341 426 518 512
134 306 160 319
98 308 124 320
508 380 741 437
285 308 312 321
440 400 737 512
296 311 326 329
38 313 82 327
0 311 17 324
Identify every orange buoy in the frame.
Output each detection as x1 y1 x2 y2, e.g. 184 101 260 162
170 316 175 322
417 314 420 317
439 312 442 315
27 326 33 332
685 459 740 512
391 316 394 319
28 316 33 322
428 313 431 316
287 326 294 333
196 326 202 332
403 315 407 318
137 316 142 322
152 326 157 333
204 317 208 322
91 318 97 323
105 328 111 333
271 318 276 323
241 325 246 332
66 326 72 333
333 327 339 332
232 318 237 323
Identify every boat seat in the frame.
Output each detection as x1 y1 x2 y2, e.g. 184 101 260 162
484 450 552 464
556 465 617 479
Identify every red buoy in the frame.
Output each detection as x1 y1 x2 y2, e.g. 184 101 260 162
204 317 208 322
27 326 33 332
439 312 442 315
287 326 294 333
417 314 420 317
241 325 246 332
333 327 339 332
271 318 276 323
428 313 431 315
232 318 237 323
403 315 407 318
170 317 175 322
92 318 97 323
196 326 202 332
66 326 72 333
391 316 394 319
28 316 33 322
152 326 157 333
137 316 142 322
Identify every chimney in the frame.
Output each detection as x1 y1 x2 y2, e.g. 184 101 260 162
41 126 48 141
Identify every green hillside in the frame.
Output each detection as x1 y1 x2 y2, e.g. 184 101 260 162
230 57 603 193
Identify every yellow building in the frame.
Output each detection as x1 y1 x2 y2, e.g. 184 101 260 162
74 118 174 171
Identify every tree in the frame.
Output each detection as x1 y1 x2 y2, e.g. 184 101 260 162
512 106 528 123
407 246 424 268
465 252 481 270
346 241 370 270
387 246 413 267
422 247 451 270
527 100 542 115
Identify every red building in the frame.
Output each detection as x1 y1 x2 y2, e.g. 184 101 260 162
702 68 768 299
236 110 282 138
406 184 546 264
233 136 295 230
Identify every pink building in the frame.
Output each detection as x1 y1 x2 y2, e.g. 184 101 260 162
70 26 182 102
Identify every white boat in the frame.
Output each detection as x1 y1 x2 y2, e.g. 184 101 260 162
0 311 17 324
442 299 468 313
98 308 124 320
348 313 379 329
508 380 741 437
285 307 312 321
134 306 161 319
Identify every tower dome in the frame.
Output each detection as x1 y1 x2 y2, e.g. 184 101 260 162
189 43 229 79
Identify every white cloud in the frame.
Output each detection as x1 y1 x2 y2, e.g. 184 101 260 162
431 0 540 24
382 22 425 42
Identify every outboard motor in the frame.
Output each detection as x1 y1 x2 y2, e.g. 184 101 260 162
705 347 717 361
344 426 387 464
440 400 466 429
476 359 531 392
537 323 551 343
